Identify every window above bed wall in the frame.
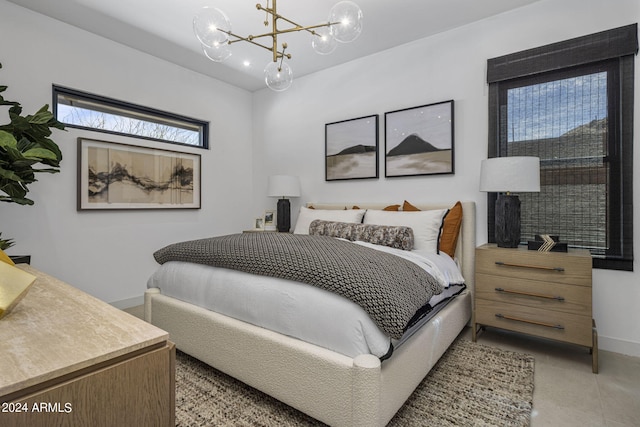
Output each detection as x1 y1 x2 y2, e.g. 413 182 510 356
486 24 637 271
52 85 209 149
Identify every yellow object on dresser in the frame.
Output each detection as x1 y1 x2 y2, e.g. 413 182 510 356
0 249 15 265
0 261 36 319
473 243 597 373
0 265 175 426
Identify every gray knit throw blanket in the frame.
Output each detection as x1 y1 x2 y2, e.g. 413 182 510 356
153 233 443 339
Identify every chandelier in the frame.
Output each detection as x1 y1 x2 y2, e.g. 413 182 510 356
193 1 363 91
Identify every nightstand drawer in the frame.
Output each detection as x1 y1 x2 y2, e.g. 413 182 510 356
476 273 591 316
475 299 593 346
476 247 592 286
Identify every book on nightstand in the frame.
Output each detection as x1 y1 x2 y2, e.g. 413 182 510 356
0 261 37 319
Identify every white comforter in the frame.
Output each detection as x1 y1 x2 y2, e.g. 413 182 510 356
147 240 465 358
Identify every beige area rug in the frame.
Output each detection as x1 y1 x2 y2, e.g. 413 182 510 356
175 338 534 427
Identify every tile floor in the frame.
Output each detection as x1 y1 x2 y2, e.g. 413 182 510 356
466 327 640 427
125 305 640 426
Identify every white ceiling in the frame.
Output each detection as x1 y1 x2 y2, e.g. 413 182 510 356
7 0 542 91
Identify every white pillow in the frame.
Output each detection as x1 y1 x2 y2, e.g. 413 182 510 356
363 209 447 253
293 206 366 234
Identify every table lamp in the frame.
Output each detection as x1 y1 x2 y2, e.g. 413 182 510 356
267 175 301 232
480 157 540 248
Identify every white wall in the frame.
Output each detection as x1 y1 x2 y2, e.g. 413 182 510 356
2 0 638 357
0 1 254 304
252 0 640 356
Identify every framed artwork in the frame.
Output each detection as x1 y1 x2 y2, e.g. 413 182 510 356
263 210 276 231
325 114 378 181
384 100 454 177
254 217 264 230
77 137 201 210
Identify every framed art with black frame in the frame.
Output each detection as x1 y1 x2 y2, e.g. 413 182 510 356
325 114 379 181
384 100 454 178
77 137 201 210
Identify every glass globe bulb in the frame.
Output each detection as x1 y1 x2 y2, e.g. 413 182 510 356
264 61 293 92
329 1 363 43
193 7 231 48
312 27 337 55
202 42 232 62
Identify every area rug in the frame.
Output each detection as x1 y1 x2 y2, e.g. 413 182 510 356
175 338 535 427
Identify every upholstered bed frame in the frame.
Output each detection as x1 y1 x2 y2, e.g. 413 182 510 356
145 201 476 427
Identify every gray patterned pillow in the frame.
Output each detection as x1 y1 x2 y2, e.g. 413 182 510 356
309 220 414 251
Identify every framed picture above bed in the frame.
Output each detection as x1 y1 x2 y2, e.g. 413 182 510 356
325 114 379 181
384 100 454 178
77 137 201 210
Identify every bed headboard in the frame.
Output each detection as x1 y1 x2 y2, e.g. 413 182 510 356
306 202 476 294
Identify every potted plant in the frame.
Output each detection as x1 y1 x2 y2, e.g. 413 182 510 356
0 63 65 205
0 232 14 251
0 62 65 263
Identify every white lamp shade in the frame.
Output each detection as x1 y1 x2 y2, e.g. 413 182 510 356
267 175 301 198
480 157 540 193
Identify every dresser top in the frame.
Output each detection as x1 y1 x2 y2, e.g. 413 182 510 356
0 265 169 397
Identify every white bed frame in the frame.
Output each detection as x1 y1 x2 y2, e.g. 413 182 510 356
145 201 476 427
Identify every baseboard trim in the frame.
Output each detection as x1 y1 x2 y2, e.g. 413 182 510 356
599 335 640 358
110 295 144 310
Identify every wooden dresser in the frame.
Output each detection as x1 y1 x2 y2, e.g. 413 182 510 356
0 265 175 426
473 244 597 373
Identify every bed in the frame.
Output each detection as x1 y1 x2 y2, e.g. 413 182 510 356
145 201 476 427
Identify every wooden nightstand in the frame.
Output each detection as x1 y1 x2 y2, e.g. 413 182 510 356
473 243 598 373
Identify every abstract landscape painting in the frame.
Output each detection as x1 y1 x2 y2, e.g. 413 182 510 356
77 138 201 210
385 100 454 177
325 115 378 181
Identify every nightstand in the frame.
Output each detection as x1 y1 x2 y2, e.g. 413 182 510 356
473 243 597 373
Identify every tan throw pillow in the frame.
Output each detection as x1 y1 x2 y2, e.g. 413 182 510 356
440 202 463 258
402 200 421 211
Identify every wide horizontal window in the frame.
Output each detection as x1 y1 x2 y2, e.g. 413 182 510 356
53 86 209 148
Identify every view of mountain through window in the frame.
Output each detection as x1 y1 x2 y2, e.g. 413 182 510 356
503 71 608 252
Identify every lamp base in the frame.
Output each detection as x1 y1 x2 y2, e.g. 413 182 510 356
276 198 291 232
495 194 521 248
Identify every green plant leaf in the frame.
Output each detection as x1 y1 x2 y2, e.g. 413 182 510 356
29 110 54 124
22 147 57 160
0 64 65 205
0 167 23 182
0 130 17 149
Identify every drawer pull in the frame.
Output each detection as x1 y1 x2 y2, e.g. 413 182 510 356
495 261 565 272
495 287 565 301
495 313 565 330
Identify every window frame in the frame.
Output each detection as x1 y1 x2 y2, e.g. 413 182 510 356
53 85 209 149
486 24 637 271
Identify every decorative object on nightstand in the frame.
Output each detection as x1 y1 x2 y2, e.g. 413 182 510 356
267 175 301 232
527 234 568 252
263 210 276 231
254 217 264 231
473 243 597 373
480 156 540 248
